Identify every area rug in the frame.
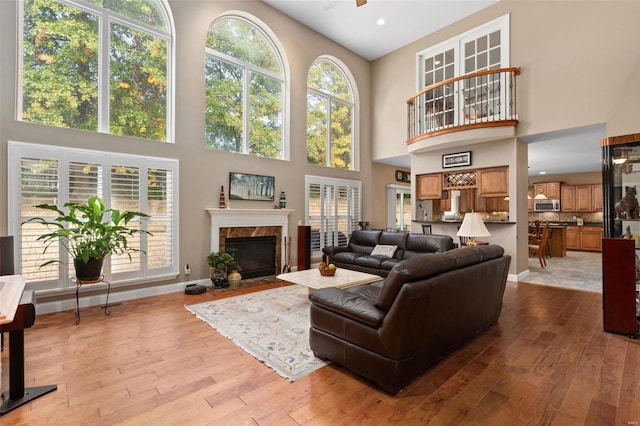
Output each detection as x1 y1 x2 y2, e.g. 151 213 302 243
185 285 330 381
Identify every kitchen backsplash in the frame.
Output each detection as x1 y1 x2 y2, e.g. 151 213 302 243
528 211 604 224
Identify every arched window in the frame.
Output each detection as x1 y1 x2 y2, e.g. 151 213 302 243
307 58 356 170
20 0 174 142
205 16 285 159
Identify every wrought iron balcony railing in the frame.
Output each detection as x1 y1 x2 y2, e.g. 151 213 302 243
407 67 520 144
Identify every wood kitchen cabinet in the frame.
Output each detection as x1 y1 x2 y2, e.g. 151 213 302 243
528 189 534 212
560 186 576 211
575 185 592 212
591 184 603 211
417 173 442 200
566 226 580 250
580 226 603 251
566 225 603 252
534 182 560 199
477 167 508 197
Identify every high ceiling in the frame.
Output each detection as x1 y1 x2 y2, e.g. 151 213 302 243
262 0 498 61
262 0 603 177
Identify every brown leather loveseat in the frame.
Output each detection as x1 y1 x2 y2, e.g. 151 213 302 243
309 245 511 394
322 230 455 277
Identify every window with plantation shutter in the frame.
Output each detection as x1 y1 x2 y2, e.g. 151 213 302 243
305 175 361 258
8 141 178 291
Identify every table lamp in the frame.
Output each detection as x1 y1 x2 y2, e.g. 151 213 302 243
457 212 491 246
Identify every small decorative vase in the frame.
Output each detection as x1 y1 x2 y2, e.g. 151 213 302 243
228 270 242 288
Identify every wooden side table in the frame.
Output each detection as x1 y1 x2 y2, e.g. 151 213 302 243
73 276 116 325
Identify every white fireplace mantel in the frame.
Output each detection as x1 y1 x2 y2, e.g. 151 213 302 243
206 208 294 268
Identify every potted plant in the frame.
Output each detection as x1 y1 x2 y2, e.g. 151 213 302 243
24 195 150 281
207 251 239 288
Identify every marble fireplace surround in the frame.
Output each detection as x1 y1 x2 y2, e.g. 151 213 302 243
206 208 294 275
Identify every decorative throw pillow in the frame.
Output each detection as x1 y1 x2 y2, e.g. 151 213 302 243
370 244 398 258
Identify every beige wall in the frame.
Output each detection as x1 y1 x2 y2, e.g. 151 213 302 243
529 172 601 186
0 1 373 286
371 1 640 163
370 163 410 230
372 0 640 277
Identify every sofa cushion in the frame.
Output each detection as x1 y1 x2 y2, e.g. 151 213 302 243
375 254 457 311
378 232 409 258
332 251 364 263
403 234 454 258
370 244 398 258
348 230 382 254
354 255 385 269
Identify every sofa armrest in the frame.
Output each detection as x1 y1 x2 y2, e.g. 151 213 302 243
322 246 351 258
309 287 385 328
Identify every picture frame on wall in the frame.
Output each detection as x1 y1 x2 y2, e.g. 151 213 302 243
395 170 411 183
229 172 275 201
442 151 472 169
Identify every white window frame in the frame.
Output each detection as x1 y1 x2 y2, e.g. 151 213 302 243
17 0 176 143
305 175 361 258
205 13 289 160
307 56 360 171
7 141 179 292
416 14 510 127
387 184 411 231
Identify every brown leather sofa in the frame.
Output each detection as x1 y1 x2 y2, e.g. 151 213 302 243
309 245 511 394
322 230 454 277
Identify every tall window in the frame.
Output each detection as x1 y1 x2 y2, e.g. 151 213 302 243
20 0 174 142
307 59 355 170
306 176 361 257
417 15 509 127
9 142 178 291
205 16 285 159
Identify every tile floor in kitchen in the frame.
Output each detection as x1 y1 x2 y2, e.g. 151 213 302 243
523 250 602 293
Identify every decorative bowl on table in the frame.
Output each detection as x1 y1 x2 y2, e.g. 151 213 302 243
318 262 336 276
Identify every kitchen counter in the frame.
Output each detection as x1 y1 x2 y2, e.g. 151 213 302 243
415 220 516 225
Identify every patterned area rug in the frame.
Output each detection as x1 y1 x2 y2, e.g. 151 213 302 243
186 285 330 381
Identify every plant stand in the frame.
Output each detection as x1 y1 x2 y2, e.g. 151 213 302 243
73 276 119 325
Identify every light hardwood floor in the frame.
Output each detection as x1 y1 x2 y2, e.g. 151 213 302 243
1 280 639 425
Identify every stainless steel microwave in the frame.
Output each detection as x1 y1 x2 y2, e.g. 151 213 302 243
533 199 560 212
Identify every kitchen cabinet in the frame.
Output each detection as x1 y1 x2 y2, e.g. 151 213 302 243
534 182 560 199
417 174 442 200
591 184 603 211
547 226 567 257
477 167 508 197
560 186 576 211
566 226 580 250
575 185 593 212
566 225 603 252
528 189 534 212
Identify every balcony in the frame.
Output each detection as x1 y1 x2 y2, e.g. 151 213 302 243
407 67 520 145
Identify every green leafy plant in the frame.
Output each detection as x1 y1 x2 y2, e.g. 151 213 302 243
207 251 241 272
24 195 150 265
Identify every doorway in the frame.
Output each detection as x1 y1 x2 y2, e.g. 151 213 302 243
387 185 411 231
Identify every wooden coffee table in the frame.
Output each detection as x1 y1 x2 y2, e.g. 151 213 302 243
277 268 382 293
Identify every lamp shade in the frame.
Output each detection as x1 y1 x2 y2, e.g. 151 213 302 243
457 212 491 238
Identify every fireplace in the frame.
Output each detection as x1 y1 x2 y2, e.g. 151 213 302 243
225 236 276 278
206 208 293 276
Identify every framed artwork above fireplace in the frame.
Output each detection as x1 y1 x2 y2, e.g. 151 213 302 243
229 172 275 201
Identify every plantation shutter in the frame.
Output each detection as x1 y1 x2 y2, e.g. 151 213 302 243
18 157 60 284
110 165 142 277
305 176 361 257
8 142 178 291
147 168 174 271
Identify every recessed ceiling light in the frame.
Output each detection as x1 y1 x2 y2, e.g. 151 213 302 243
539 171 547 175
377 18 385 26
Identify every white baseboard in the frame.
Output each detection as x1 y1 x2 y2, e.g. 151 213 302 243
35 278 210 315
